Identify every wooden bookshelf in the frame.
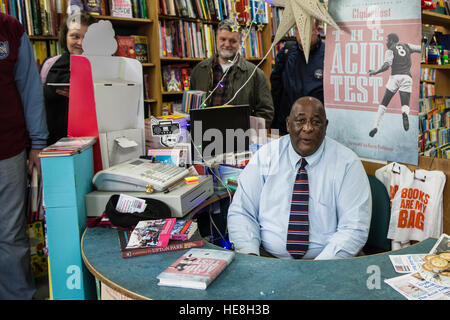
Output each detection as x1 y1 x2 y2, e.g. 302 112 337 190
421 11 450 97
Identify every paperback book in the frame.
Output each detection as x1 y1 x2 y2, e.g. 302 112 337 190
125 218 176 249
156 248 235 290
117 229 205 258
170 219 197 241
39 136 97 157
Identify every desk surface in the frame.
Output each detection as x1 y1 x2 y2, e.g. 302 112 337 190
81 227 437 300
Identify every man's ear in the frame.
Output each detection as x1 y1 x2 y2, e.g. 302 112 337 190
286 116 291 133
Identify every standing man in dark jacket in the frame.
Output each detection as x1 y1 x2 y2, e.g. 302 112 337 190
0 13 48 299
271 20 324 135
190 19 274 129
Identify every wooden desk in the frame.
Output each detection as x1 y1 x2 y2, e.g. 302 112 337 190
81 227 436 300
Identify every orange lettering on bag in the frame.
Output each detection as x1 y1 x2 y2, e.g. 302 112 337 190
407 210 416 228
398 210 408 228
415 212 424 231
401 188 409 198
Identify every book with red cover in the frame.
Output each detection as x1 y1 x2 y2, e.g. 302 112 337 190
156 248 235 289
125 218 176 249
118 229 205 258
115 36 136 58
170 219 197 241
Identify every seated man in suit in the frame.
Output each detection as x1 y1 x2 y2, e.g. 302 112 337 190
227 97 372 259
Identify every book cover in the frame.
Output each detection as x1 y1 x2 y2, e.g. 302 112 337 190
131 35 149 63
156 248 235 290
115 36 136 58
118 229 205 258
125 218 176 249
109 0 132 17
170 219 197 241
84 0 102 15
324 0 421 166
162 65 182 92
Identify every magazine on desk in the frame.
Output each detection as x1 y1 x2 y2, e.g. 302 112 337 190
125 218 176 249
156 248 235 290
117 230 205 258
385 234 450 299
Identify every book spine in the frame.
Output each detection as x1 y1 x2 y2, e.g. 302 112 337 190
170 233 189 241
121 240 205 258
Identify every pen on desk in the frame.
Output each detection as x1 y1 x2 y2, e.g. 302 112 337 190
164 180 184 193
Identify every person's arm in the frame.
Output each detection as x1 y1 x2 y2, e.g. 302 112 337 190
227 154 266 255
253 68 274 128
368 49 393 76
314 160 372 260
13 33 48 175
408 43 422 53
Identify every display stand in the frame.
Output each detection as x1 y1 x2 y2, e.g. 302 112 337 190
68 55 146 173
41 147 96 300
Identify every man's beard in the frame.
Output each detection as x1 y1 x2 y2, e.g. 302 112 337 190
218 47 237 61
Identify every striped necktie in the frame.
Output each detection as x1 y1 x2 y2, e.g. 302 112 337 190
286 158 309 259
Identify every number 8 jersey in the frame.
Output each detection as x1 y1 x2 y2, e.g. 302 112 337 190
384 43 420 77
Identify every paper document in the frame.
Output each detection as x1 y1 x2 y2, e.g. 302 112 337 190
389 254 427 273
384 273 450 300
116 194 146 213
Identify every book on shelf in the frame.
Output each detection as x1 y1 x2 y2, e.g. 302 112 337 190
117 229 205 258
39 136 97 157
83 0 103 15
170 218 197 241
131 35 149 63
109 0 132 17
125 218 176 249
114 35 136 58
156 248 235 290
181 90 206 113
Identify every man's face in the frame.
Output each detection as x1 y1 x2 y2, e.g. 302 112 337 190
386 37 396 50
216 29 240 62
286 98 328 157
294 20 321 49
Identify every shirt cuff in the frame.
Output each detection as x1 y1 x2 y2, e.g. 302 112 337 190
31 139 47 150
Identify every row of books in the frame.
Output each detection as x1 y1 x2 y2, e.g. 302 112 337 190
420 82 436 98
159 0 269 24
71 0 149 19
159 19 265 59
419 109 450 132
114 35 149 63
159 20 216 58
0 0 66 37
161 64 192 92
419 96 450 114
420 67 437 82
181 90 207 113
240 26 264 59
31 39 62 68
419 128 450 157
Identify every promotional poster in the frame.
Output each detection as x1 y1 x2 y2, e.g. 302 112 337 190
324 0 421 165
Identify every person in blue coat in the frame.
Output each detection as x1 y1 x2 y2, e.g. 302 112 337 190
270 19 325 136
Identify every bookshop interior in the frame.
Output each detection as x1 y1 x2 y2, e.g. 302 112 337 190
3 0 450 302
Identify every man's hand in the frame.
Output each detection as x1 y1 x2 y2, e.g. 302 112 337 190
55 87 70 97
368 70 377 76
28 149 42 178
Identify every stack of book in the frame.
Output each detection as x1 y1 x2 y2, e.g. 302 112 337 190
38 136 97 157
181 90 207 113
118 217 204 258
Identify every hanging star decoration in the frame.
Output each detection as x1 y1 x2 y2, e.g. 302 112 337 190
270 0 340 63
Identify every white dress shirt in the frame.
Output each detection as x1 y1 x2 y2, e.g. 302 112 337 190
227 135 372 260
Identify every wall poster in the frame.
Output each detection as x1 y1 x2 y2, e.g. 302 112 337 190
324 0 422 165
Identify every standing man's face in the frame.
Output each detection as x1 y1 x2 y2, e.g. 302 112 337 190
294 20 321 49
216 29 240 63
